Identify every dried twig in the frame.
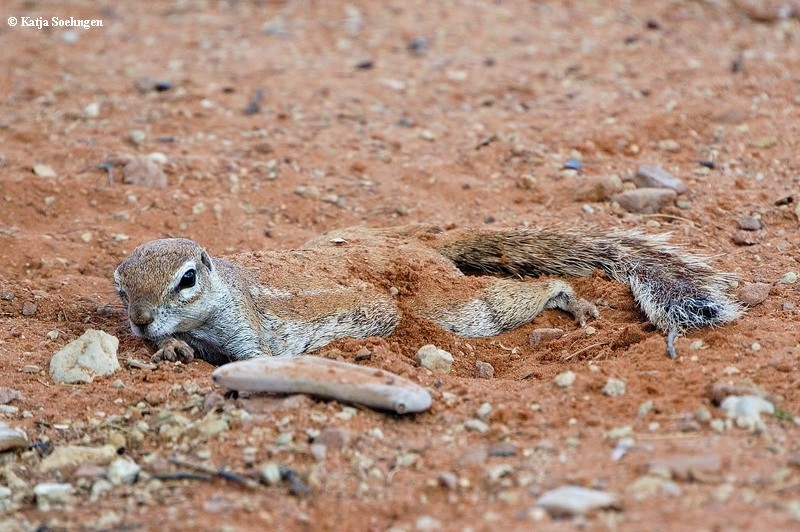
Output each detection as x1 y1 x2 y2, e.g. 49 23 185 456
168 456 260 489
562 342 607 361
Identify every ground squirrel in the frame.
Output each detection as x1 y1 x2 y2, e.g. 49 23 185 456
114 224 741 365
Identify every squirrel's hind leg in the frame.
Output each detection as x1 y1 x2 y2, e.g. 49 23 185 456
423 279 599 338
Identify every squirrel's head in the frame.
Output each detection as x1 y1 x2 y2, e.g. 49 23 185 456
114 238 219 340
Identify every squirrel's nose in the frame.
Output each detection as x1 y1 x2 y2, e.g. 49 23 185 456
129 302 154 326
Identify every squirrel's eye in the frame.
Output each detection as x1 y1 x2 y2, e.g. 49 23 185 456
178 269 196 290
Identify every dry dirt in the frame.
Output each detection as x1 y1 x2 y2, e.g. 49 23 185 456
1 0 800 530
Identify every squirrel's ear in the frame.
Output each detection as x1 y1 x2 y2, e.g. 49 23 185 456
200 250 214 272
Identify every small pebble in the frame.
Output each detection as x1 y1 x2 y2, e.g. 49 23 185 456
106 458 141 485
732 230 759 246
474 360 494 379
259 462 282 485
314 428 351 449
603 378 626 397
537 485 619 517
416 345 454 373
634 165 687 193
129 130 147 146
33 164 57 178
553 370 576 388
464 419 489 433
737 215 763 231
123 155 167 188
657 139 680 152
83 102 100 118
738 282 770 307
21 302 38 316
529 328 565 346
780 272 798 284
720 395 775 432
475 402 493 421
34 483 74 510
612 188 677 214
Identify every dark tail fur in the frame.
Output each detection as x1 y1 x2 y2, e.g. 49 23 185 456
435 227 741 336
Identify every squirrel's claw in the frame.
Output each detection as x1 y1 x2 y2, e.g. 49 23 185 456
152 338 195 364
570 298 600 327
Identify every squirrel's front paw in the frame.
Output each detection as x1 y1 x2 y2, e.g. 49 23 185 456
569 298 600 327
152 338 195 364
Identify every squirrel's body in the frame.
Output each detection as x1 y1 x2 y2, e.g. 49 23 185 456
114 224 741 365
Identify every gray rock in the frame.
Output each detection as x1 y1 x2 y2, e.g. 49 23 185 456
122 155 166 188
21 302 37 316
738 282 771 307
737 214 763 231
529 328 565 346
474 360 494 379
50 329 120 384
553 370 576 388
613 188 677 214
106 458 141 485
537 485 619 516
635 165 688 193
416 344 454 373
603 378 626 397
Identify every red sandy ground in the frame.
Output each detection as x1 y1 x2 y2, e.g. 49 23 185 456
1 0 799 530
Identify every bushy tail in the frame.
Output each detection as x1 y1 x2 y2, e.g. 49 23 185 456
435 227 741 337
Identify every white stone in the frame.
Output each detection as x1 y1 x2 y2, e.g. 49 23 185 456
34 483 74 509
603 378 626 397
50 329 120 384
106 458 141 485
415 344 454 373
83 102 100 118
537 485 619 516
720 395 774 432
554 370 576 388
39 444 118 473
